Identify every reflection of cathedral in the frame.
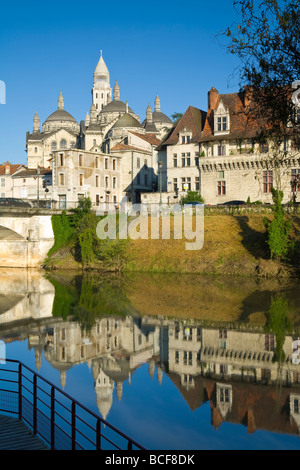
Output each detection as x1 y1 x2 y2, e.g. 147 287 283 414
3 295 300 435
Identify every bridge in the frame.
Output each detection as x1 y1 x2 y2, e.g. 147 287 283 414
0 208 59 268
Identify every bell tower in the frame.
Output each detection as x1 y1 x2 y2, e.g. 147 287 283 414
92 50 112 114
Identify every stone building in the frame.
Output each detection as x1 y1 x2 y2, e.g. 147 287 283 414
158 86 300 205
51 148 121 209
26 92 81 170
0 161 26 198
25 51 173 207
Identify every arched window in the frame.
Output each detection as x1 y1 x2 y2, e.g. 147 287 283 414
93 139 97 146
60 139 67 149
51 141 57 151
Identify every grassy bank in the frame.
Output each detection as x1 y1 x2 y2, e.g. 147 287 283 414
45 210 300 278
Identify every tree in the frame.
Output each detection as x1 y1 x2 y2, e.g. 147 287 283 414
223 0 300 189
180 191 204 205
171 112 183 123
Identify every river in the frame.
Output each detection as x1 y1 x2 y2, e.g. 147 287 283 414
1 268 300 450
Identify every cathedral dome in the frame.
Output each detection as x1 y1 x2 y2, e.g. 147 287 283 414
45 108 77 123
42 92 80 133
111 113 141 129
101 99 134 115
152 110 172 124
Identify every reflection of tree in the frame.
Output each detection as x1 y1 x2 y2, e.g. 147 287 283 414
264 295 293 363
48 274 135 330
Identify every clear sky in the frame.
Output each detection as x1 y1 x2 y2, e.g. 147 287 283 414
0 0 242 165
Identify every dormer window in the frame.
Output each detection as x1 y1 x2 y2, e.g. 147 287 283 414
214 101 230 135
179 128 192 144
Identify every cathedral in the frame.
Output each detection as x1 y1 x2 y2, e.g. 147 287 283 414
26 51 172 170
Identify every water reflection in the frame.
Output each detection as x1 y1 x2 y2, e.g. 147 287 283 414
1 269 300 448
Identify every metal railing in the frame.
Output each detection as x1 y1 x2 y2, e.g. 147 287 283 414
0 359 146 450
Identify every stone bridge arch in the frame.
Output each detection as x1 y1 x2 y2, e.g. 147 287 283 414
0 212 55 267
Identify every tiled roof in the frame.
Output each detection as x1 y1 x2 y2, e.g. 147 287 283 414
128 131 161 146
158 106 206 148
111 143 150 153
199 88 265 142
12 167 52 178
0 163 25 176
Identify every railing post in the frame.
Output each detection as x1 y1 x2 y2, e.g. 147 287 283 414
96 418 101 450
71 401 76 450
33 374 37 434
18 363 22 420
51 386 55 450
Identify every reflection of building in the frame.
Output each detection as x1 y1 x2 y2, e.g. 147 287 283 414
3 280 300 437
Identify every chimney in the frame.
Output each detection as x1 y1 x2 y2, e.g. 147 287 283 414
208 87 219 110
4 161 10 175
244 85 252 107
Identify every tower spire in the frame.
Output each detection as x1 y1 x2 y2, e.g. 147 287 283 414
58 91 64 110
155 93 161 112
113 81 120 101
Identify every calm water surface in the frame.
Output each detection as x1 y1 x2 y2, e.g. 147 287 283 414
1 268 300 450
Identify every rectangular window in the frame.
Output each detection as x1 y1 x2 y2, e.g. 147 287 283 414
113 177 116 189
187 177 191 190
95 157 99 169
1 178 5 187
218 171 225 179
217 116 227 131
263 170 273 193
217 180 226 195
79 174 84 186
59 173 65 185
79 154 83 166
95 175 99 187
218 145 225 156
59 154 64 166
182 136 185 144
105 158 108 170
113 159 116 170
260 142 269 153
173 178 178 192
291 169 300 191
265 334 275 351
187 135 191 144
181 153 186 167
181 177 186 191
105 176 109 188
186 153 191 166
173 154 178 167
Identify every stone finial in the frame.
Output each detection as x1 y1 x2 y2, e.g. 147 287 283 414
155 93 161 112
58 91 64 110
33 110 40 133
114 81 120 101
146 103 153 122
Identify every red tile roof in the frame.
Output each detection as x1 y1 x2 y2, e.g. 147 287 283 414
158 106 206 148
0 163 25 176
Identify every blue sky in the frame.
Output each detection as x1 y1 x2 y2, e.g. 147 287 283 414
0 0 241 165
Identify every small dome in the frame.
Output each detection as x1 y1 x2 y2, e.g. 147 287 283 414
101 99 134 115
45 109 78 123
111 113 141 129
152 110 172 124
